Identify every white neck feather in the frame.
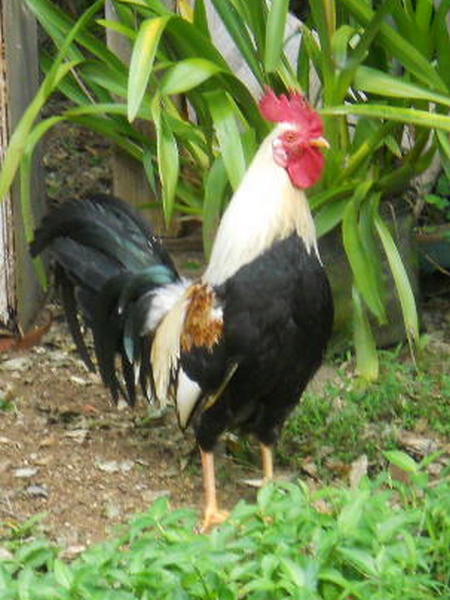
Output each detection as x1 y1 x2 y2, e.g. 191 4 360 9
203 127 320 287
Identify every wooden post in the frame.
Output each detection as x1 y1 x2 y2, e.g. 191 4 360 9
0 0 44 333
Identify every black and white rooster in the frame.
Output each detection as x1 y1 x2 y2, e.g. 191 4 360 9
31 89 334 530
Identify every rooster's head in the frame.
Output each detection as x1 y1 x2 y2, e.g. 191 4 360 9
259 89 328 189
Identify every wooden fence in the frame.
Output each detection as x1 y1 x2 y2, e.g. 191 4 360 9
0 0 44 335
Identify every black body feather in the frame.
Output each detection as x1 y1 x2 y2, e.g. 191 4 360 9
184 234 333 451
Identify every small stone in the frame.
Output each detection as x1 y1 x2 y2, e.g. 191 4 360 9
0 357 32 371
69 375 90 386
14 467 38 478
95 459 134 473
26 484 49 499
60 545 86 560
103 500 121 519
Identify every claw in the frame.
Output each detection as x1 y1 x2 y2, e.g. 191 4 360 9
199 508 229 533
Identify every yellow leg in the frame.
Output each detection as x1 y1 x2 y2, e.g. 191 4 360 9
199 449 229 532
260 443 273 483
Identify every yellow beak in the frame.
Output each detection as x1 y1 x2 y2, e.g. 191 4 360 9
310 136 330 149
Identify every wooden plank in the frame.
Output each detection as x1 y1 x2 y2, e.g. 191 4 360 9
0 0 44 333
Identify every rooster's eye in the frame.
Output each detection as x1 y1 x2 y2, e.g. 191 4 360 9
283 131 297 143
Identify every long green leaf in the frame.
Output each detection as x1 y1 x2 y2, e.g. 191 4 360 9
205 90 247 191
209 0 265 87
342 183 386 323
160 58 223 95
40 53 94 106
374 213 419 349
25 0 124 73
96 18 136 41
434 0 450 89
355 66 450 108
1 0 105 202
68 115 143 159
79 61 129 99
436 130 450 179
0 61 79 203
322 104 450 132
151 95 179 223
128 16 171 122
20 116 67 289
314 197 349 238
202 157 229 258
340 0 447 92
264 0 289 72
335 0 394 104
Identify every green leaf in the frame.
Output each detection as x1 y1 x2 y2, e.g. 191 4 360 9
342 182 386 322
314 196 349 237
338 547 378 577
18 568 33 600
338 490 370 534
160 58 223 95
205 90 247 191
25 0 123 72
264 0 289 72
374 213 419 348
436 129 450 179
151 95 179 223
322 104 450 133
203 157 229 257
209 0 265 87
352 286 379 381
19 116 63 289
79 60 128 99
0 61 79 204
128 16 171 122
280 557 306 587
354 66 450 108
340 0 447 92
53 559 74 590
96 18 136 41
193 0 210 39
383 450 418 473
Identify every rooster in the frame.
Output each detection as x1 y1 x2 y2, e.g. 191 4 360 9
31 90 333 530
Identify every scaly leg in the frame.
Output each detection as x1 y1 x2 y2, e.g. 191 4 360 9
240 443 274 488
199 449 229 532
260 443 273 483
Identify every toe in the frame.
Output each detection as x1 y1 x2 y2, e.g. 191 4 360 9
198 508 229 533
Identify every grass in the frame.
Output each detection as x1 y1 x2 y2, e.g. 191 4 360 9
0 469 449 599
279 346 450 477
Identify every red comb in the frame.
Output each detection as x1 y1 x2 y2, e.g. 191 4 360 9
259 89 323 137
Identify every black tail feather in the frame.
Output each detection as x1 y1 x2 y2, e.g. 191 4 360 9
57 266 96 373
31 194 180 406
121 353 137 407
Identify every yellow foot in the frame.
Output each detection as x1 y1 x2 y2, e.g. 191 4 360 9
198 508 229 533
